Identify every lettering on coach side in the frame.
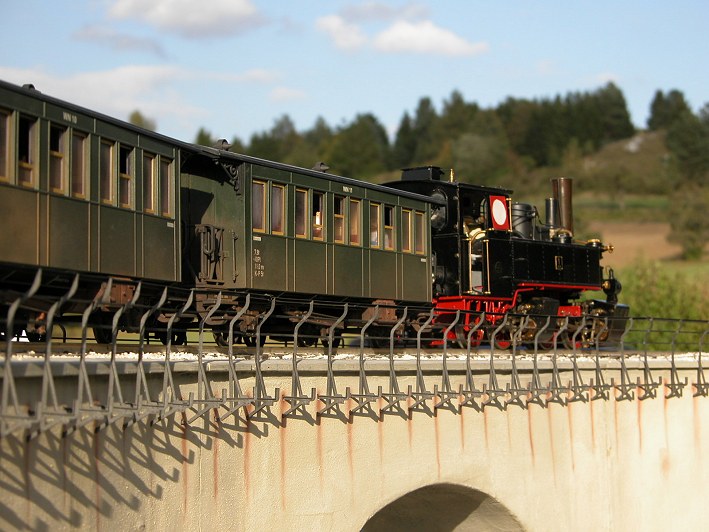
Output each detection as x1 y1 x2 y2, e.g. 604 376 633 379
342 186 353 193
62 111 78 124
253 248 265 278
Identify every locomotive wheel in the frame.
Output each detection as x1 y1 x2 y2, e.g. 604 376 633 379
492 334 512 351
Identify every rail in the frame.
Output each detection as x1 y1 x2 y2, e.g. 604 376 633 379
1 269 707 439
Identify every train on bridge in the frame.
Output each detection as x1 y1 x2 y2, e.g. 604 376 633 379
0 79 627 349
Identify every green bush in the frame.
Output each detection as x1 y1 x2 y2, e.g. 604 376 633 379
618 259 707 320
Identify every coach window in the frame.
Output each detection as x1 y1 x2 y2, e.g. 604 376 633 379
401 209 412 253
160 157 174 217
18 115 37 187
0 110 8 181
49 125 67 193
252 180 266 232
271 183 285 235
312 191 324 240
100 140 114 204
349 198 361 246
119 145 134 209
415 211 425 254
143 153 156 213
384 205 395 250
295 188 307 238
370 203 380 248
71 132 87 198
334 196 345 243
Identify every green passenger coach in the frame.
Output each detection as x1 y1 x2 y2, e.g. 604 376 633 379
0 80 436 344
0 80 180 284
181 145 434 305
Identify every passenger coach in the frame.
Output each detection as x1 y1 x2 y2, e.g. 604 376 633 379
0 80 436 344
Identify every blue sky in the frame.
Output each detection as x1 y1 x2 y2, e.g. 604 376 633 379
1 1 707 144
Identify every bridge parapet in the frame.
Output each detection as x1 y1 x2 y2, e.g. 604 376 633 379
1 273 709 529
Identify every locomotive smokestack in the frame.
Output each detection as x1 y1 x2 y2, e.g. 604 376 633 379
551 177 574 236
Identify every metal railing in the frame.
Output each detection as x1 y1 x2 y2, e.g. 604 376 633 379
1 269 708 439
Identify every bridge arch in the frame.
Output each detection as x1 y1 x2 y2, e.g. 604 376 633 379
360 483 524 531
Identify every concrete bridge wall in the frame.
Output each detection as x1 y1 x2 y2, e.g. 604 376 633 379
0 357 707 531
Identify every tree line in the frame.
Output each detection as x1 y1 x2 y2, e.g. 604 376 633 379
131 83 709 259
190 82 637 188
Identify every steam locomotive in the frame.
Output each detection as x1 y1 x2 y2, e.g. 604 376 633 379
386 167 627 348
0 79 626 347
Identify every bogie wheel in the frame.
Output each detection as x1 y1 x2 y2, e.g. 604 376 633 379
321 336 341 349
93 313 114 344
213 329 243 347
157 330 188 346
296 335 317 348
244 334 266 347
26 331 47 343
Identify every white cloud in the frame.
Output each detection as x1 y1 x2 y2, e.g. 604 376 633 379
316 15 367 50
269 87 306 102
73 25 165 57
373 20 489 56
0 65 202 131
236 68 281 84
108 0 265 39
341 1 429 23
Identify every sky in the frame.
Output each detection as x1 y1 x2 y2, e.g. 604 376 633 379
1 1 707 145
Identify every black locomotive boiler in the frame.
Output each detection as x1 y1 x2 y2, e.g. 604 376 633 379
386 166 628 348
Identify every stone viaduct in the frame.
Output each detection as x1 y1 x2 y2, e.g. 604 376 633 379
1 349 707 531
